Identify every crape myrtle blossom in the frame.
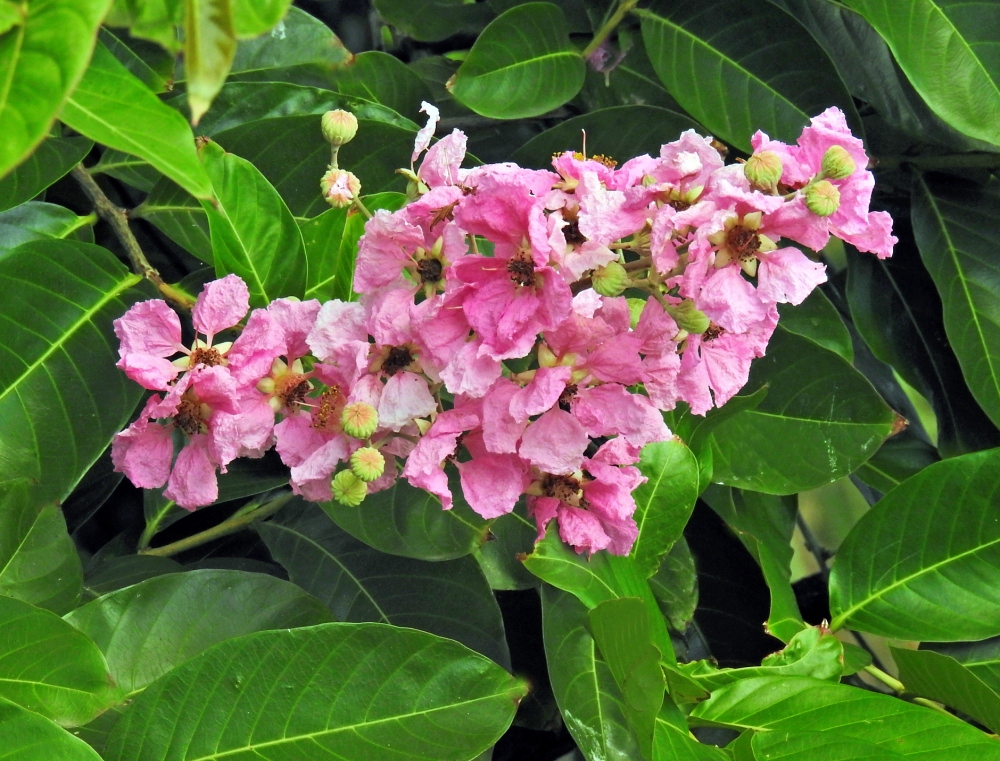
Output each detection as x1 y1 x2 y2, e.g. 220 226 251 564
110 103 895 557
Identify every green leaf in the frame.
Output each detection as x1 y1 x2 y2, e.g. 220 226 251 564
334 51 432 122
691 676 1000 759
231 0 291 38
91 149 161 192
749 729 903 761
776 288 852 361
105 0 182 51
83 555 183 598
541 585 642 761
0 239 148 502
649 538 698 633
0 0 110 178
183 0 237 124
259 500 510 667
105 622 524 760
0 700 104 760
475 503 538 591
375 0 495 42
637 0 861 152
842 0 1000 147
512 106 701 169
892 647 1000 734
654 718 729 761
0 483 82 613
0 202 94 256
0 0 23 35
98 27 171 94
321 467 491 561
449 2 586 120
0 136 92 212
913 174 1000 429
925 638 1000 695
830 447 1000 640
707 328 895 495
854 428 940 495
199 140 307 306
0 596 118 725
61 43 213 200
133 176 213 263
65 569 331 696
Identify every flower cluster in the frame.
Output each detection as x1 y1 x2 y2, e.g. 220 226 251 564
112 104 894 556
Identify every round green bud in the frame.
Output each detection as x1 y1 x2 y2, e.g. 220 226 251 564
320 168 361 209
592 261 630 297
804 180 841 218
668 299 711 335
744 150 783 190
332 469 367 507
341 402 379 439
821 145 855 180
350 446 385 483
321 109 358 147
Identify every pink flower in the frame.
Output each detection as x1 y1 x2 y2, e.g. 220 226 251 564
455 432 530 519
402 404 480 509
519 408 588 475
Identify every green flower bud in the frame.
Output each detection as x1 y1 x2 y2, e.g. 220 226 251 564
320 168 361 209
321 109 358 147
804 180 841 217
668 300 711 335
744 150 783 190
350 446 385 482
341 402 379 439
592 261 630 297
332 469 367 507
821 145 855 180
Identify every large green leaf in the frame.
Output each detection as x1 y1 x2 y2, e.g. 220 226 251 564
132 176 213 263
259 500 510 668
748 729 904 761
630 439 700 578
842 0 1000 146
0 0 109 178
184 0 237 125
375 0 495 42
64 569 331 696
776 288 853 362
649 537 698 632
0 699 104 760
98 27 172 94
926 638 1000 695
913 174 1000 429
61 42 213 200
90 149 161 192
654 719 729 761
105 622 524 760
637 0 861 152
0 483 82 613
231 0 291 38
0 596 117 726
830 447 1000 640
0 201 95 256
0 239 148 501
449 2 586 119
334 51 431 122
690 676 1000 759
475 502 538 591
199 140 307 306
541 585 641 761
512 106 701 169
321 469 491 561
854 428 940 495
0 136 92 212
707 328 895 494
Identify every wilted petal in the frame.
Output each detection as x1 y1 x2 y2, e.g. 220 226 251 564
192 275 250 339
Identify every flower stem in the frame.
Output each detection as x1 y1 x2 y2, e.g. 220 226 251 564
137 498 177 551
137 492 294 558
581 0 640 60
863 665 955 717
352 195 373 220
71 165 195 310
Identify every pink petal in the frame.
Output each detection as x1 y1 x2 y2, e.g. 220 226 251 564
518 408 588 475
164 436 218 509
456 434 529 519
226 309 284 387
412 101 441 163
572 384 670 447
696 266 768 334
528 496 560 541
838 211 896 259
116 354 180 391
556 506 611 555
111 401 174 489
290 437 349 502
209 394 275 466
757 248 827 306
189 365 241 415
355 211 425 294
267 298 322 359
378 371 437 431
275 412 329 468
482 378 527 454
419 129 467 187
114 300 181 359
440 341 502 397
509 366 571 423
192 275 249 339
307 300 369 368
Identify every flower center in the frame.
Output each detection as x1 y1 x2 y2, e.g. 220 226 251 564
312 385 346 433
189 346 224 367
704 323 725 341
175 393 210 435
562 220 587 246
382 345 415 377
542 473 582 504
275 373 311 409
417 258 444 284
507 251 537 287
558 384 578 411
725 224 761 262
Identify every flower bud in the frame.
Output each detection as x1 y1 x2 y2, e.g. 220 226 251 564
350 446 385 482
821 145 855 180
332 469 367 507
321 109 358 147
321 168 361 209
592 261 629 297
804 180 841 217
342 402 379 439
744 150 783 190
537 343 557 368
668 300 711 335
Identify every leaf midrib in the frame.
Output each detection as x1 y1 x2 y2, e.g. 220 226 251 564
459 50 581 84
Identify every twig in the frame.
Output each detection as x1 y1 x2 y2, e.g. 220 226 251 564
581 0 640 60
795 513 830 583
71 165 195 310
864 666 955 718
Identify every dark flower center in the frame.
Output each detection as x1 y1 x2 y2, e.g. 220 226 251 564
276 374 311 408
382 345 415 377
175 396 209 436
563 220 587 246
507 252 537 287
726 225 761 262
668 198 691 212
558 384 578 412
704 323 725 341
189 347 224 367
417 258 444 284
542 473 581 503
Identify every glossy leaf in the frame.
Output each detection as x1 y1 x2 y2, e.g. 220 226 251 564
133 176 213 263
926 637 1000 695
321 468 491 561
776 288 852 361
842 0 1000 146
749 729 903 761
184 0 237 124
0 596 117 726
0 202 95 256
0 136 92 212
98 27 171 94
449 2 586 120
104 0 182 51
199 140 307 306
0 700 104 760
707 328 895 494
231 0 292 38
830 447 1000 640
854 428 940 495
475 503 538 591
259 500 510 667
375 0 494 42
90 149 160 192
83 556 183 600
65 569 331 696
649 538 698 632
512 106 701 169
541 585 641 761
0 483 82 613
0 240 148 502
631 439 700 578
61 43 213 200
637 0 860 152
105 622 524 760
893 647 1000 734
0 0 109 178
63 449 123 533
335 51 431 122
913 174 1000 429
691 676 1000 759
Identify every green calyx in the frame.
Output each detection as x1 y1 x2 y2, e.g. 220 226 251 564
321 109 359 147
350 447 386 483
592 260 630 297
744 150 783 191
342 402 379 439
332 469 367 507
821 145 856 180
666 299 711 335
804 180 841 217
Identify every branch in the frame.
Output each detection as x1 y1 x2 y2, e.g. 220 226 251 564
71 165 195 310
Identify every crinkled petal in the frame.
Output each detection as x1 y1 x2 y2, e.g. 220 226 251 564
114 299 182 359
192 275 249 339
419 128 467 187
519 408 588 475
757 247 827 306
696 265 768 333
440 340 502 397
226 308 285 387
164 436 218 509
116 353 180 391
557 506 611 555
290 437 349 502
456 435 529 519
307 300 369 363
378 371 437 431
572 384 670 446
111 401 174 489
267 298 322 359
412 101 440 163
510 366 571 423
275 412 329 468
